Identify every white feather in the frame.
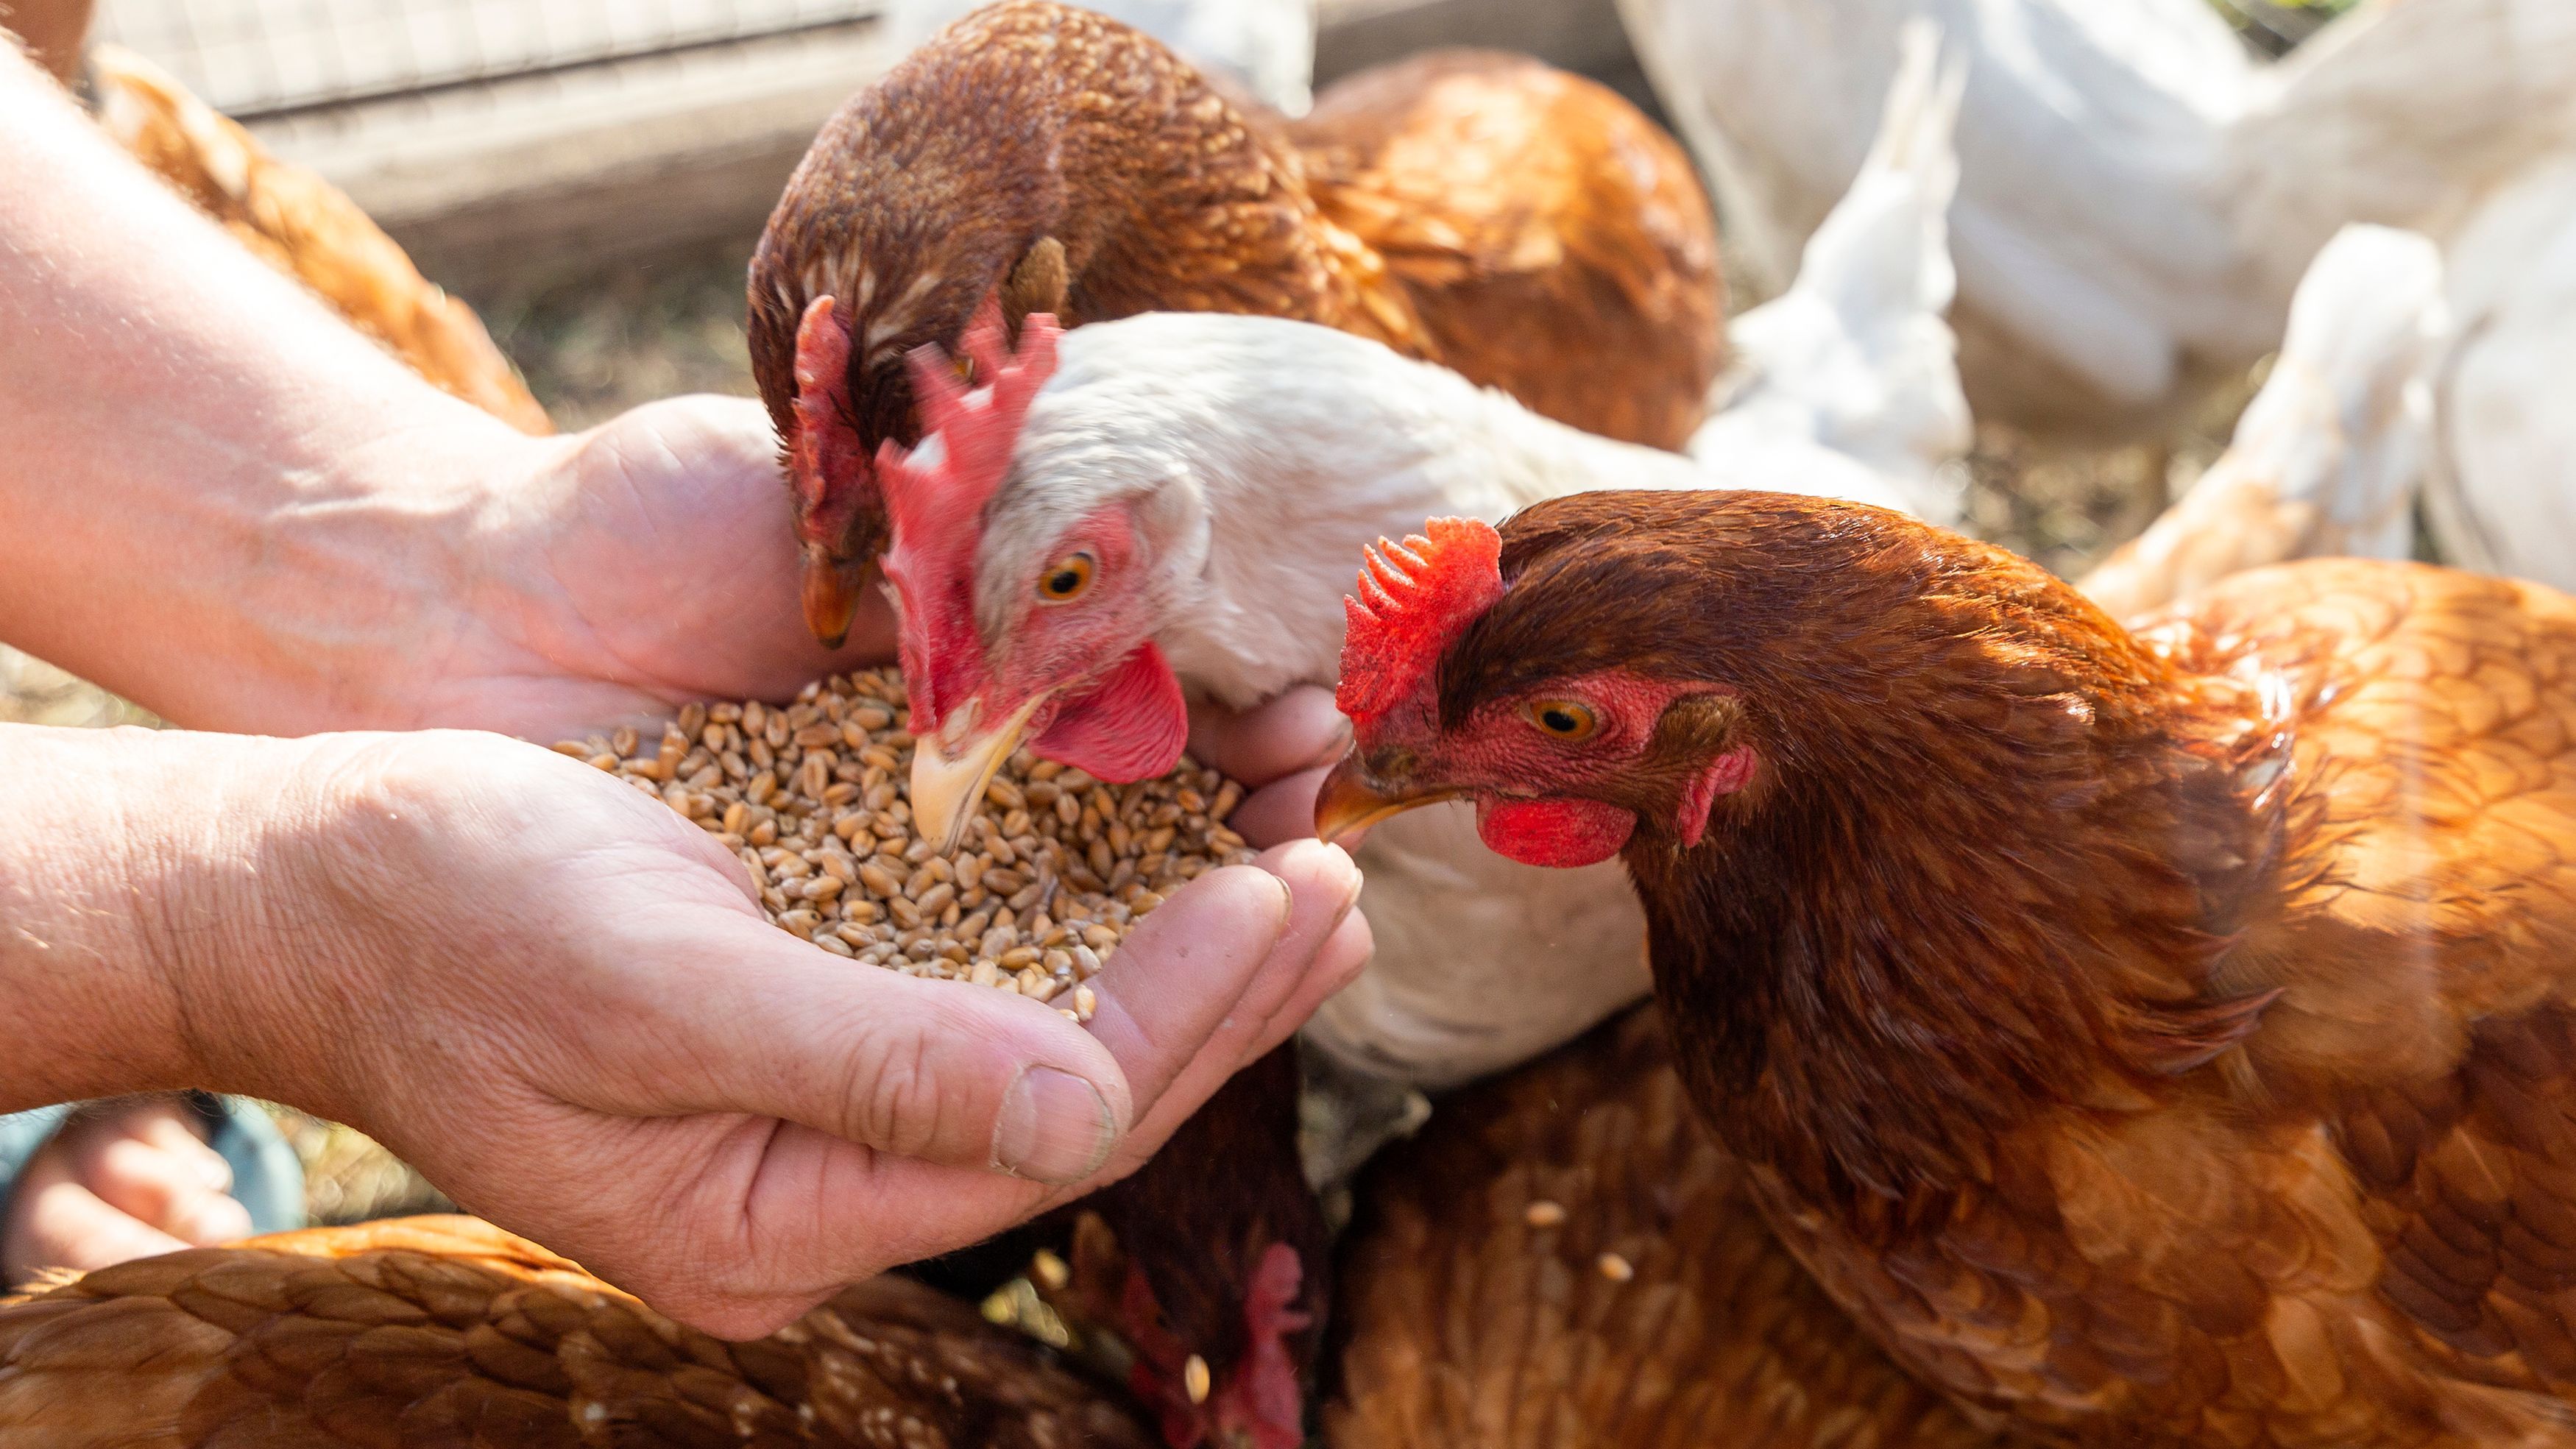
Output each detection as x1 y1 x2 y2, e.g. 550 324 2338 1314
1619 0 2576 436
2075 223 2445 620
1692 19 1972 523
2423 155 2576 592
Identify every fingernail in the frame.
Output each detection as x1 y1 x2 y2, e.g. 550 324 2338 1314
992 1066 1117 1185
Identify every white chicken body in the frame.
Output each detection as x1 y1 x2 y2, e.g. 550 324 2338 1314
1619 0 2576 436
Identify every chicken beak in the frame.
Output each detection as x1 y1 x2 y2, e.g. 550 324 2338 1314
1313 753 1459 846
911 692 1052 854
802 551 863 650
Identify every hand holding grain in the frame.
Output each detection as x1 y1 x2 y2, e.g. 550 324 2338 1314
0 712 1365 1337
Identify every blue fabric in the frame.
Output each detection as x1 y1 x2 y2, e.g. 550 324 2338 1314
0 1094 305 1240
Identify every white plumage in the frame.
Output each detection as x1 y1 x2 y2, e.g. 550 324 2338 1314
887 0 1317 113
1619 0 2576 436
2421 155 2576 593
2076 222 2444 622
1693 18 1972 525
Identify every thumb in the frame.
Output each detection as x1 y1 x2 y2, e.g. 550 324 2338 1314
584 907 1153 1184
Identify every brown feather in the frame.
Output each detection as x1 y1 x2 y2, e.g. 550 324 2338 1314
1398 491 2576 1446
0 1216 1153 1448
1327 1005 2004 1449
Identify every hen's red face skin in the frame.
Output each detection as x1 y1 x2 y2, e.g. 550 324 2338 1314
1367 668 1756 866
1321 517 1755 865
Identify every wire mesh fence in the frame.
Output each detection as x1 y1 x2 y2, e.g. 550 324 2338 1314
93 0 882 118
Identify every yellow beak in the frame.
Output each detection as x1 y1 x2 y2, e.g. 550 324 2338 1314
910 692 1052 855
1312 752 1460 847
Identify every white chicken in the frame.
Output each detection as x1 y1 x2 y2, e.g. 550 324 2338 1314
2077 222 2444 622
886 0 1317 113
876 41 1964 1180
2418 155 2576 593
1618 0 2576 437
1690 18 1970 524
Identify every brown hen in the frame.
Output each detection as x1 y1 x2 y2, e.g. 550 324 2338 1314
0 1214 1151 1448
747 0 1719 642
1328 1003 1996 1449
1320 492 2576 1447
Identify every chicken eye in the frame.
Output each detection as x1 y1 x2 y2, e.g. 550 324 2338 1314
1037 551 1096 603
1526 700 1599 741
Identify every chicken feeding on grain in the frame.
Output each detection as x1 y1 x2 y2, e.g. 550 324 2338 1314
1328 1004 1998 1449
0 1215 1153 1448
866 302 1924 1197
1320 493 2576 1447
748 0 1720 644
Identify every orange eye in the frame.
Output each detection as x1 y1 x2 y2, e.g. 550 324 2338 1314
1037 551 1096 603
1526 700 1599 741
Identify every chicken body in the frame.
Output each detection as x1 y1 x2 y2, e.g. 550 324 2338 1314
1619 0 2576 437
0 1216 1152 1448
748 0 1719 638
87 45 550 434
1328 1005 1995 1449
1324 491 2576 1446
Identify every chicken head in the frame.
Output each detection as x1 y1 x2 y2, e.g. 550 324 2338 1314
1316 514 1757 867
877 308 1189 852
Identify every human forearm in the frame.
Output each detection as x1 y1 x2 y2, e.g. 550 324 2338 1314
0 42 547 732
0 724 319 1111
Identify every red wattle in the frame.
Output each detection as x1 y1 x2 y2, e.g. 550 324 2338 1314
1030 642 1189 783
1477 798 1636 868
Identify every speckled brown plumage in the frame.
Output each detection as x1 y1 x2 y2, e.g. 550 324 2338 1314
1370 490 2576 1447
747 0 1719 581
1326 1004 1999 1449
0 1215 1153 1448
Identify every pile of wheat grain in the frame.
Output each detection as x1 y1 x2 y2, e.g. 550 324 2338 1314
555 669 1256 1022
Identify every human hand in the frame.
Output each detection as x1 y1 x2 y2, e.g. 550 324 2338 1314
144 690 1362 1337
1 1098 252 1286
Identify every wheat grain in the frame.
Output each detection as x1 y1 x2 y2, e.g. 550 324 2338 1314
573 668 1256 1023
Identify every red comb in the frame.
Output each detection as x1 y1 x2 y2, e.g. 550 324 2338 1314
1337 517 1504 727
876 299 1063 722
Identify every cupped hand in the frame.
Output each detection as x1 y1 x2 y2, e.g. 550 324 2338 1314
1 1098 252 1286
406 396 888 741
177 688 1363 1338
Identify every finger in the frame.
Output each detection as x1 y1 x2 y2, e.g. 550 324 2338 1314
9 1176 194 1278
586 908 1139 1186
1229 762 1331 848
81 1134 252 1245
1083 840 1361 1153
1186 686 1350 790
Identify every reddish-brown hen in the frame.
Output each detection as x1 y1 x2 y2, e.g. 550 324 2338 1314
748 0 1719 642
1327 1003 1996 1449
1320 491 2576 1448
0 1215 1151 1448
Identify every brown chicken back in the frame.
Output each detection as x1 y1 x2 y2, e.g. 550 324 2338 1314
748 0 1719 642
0 1215 1151 1448
1328 1004 1997 1449
1323 490 2576 1448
